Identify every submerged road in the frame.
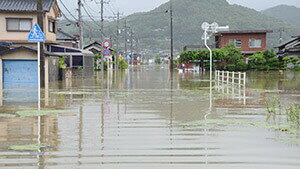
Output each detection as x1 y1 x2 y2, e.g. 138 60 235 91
0 66 299 169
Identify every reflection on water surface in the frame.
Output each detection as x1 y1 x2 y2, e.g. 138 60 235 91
0 66 299 169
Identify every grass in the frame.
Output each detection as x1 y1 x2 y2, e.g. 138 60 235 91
16 110 67 117
265 97 300 126
286 104 300 126
0 114 16 118
265 96 282 120
10 144 48 151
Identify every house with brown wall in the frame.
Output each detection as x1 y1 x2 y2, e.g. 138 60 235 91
214 30 273 57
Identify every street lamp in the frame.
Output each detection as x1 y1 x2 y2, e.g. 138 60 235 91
202 22 218 83
202 22 218 111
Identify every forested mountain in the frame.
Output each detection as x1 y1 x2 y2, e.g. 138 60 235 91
59 0 300 55
262 5 300 28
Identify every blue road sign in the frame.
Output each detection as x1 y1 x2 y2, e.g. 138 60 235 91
103 49 111 56
28 24 45 42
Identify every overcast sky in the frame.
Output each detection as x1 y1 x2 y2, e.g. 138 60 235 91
59 0 300 18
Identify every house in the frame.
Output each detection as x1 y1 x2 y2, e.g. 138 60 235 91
0 0 95 95
276 35 300 58
0 0 61 46
0 0 62 92
84 41 102 54
46 44 94 78
214 30 273 57
57 28 79 48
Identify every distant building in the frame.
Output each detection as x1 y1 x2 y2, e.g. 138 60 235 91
214 30 273 56
57 28 79 48
276 35 300 58
84 41 102 54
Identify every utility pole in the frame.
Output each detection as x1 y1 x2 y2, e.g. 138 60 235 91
130 29 134 65
37 0 45 87
169 0 174 71
100 0 104 72
279 28 284 44
78 0 83 49
115 11 120 71
124 20 128 61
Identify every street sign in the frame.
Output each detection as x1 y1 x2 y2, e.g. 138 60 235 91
102 40 111 48
27 23 45 110
28 24 46 42
103 49 111 56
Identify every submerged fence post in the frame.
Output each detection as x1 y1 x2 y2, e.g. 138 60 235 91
222 71 224 84
244 72 246 87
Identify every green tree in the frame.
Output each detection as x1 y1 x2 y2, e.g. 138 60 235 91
155 54 162 64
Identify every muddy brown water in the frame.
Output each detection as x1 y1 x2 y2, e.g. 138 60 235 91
0 66 299 169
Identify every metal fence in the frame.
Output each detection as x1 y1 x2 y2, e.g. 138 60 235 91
215 70 247 105
215 70 246 87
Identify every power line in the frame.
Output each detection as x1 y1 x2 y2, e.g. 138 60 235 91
58 0 77 20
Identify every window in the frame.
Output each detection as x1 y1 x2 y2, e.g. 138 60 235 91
229 39 242 48
48 20 56 33
72 55 84 67
6 18 32 31
249 39 262 48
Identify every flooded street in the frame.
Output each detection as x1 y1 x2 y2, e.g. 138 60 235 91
0 66 299 169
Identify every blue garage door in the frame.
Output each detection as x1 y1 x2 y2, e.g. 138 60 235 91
3 60 38 86
3 60 38 105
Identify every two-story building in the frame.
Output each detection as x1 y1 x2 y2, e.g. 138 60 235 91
214 30 273 57
0 0 94 105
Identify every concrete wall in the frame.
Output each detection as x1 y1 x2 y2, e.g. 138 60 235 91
84 56 94 77
48 56 59 82
0 49 37 60
219 33 267 52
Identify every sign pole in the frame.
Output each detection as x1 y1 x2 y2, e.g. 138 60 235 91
37 42 41 110
28 23 45 110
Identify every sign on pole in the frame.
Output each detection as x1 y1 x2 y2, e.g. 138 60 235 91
103 49 111 56
28 24 46 43
102 40 111 48
28 23 46 110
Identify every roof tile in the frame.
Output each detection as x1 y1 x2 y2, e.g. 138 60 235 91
0 0 54 12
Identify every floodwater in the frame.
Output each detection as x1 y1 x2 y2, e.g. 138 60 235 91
0 66 299 169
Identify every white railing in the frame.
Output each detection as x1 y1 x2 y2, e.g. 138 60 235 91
215 70 246 87
215 70 247 105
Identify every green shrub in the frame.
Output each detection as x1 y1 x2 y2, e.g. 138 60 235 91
119 60 129 69
227 64 236 71
236 60 248 71
59 56 67 69
155 54 162 64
